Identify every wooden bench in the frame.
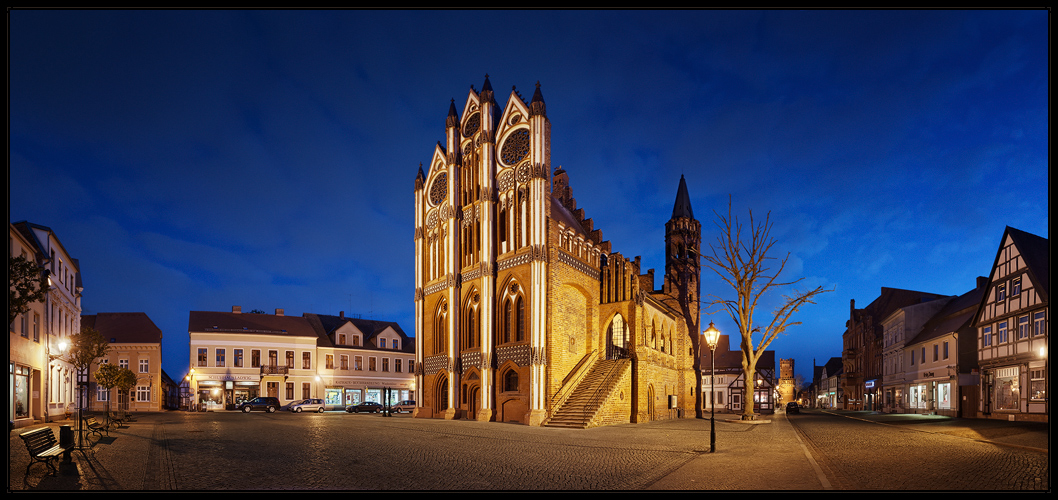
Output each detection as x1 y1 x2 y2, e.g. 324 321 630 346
83 416 109 439
18 427 68 475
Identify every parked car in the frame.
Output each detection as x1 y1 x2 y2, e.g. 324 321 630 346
345 401 384 413
786 402 800 414
289 398 326 413
240 397 281 413
392 400 416 413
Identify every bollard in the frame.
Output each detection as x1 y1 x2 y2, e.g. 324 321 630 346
60 425 74 462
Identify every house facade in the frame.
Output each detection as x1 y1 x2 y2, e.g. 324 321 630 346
187 307 416 411
843 287 948 410
700 334 776 414
812 357 843 409
10 221 82 427
305 312 416 407
413 77 699 427
82 312 165 413
901 281 985 417
880 294 954 413
974 227 1048 422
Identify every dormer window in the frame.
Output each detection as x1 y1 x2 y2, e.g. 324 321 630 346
339 334 346 345
380 339 387 349
353 335 361 347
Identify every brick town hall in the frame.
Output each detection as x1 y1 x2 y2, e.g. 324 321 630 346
413 76 701 427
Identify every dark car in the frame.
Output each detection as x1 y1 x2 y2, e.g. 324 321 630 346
786 402 800 414
240 396 281 413
345 401 384 413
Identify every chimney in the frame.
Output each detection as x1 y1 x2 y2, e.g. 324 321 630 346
340 311 345 319
233 306 242 314
275 309 284 316
977 276 990 290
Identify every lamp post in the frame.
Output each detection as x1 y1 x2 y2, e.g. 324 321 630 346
702 321 720 453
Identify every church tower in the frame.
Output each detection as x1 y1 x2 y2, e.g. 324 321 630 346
662 175 702 322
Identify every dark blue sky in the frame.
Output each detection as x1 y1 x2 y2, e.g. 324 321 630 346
10 10 1049 383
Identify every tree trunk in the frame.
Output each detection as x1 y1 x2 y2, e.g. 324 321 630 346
741 351 758 421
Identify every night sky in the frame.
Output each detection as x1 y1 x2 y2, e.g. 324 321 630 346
10 10 1049 384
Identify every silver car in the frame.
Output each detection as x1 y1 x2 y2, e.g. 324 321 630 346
289 398 326 413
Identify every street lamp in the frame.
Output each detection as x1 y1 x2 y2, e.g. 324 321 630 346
702 321 720 453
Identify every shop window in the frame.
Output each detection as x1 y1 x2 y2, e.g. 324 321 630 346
1030 369 1047 401
993 368 1019 411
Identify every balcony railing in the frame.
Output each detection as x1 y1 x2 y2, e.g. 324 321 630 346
260 365 289 375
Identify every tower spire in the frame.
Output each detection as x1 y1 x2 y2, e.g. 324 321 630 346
672 174 694 220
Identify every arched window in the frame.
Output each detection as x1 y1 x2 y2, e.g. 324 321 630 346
516 296 525 342
503 300 512 344
500 283 525 345
462 293 480 351
607 315 629 359
503 369 519 392
435 301 448 355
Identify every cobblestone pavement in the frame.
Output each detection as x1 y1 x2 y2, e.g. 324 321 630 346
8 408 1049 491
788 410 1049 491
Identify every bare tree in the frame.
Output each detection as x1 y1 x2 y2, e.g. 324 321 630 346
703 198 831 420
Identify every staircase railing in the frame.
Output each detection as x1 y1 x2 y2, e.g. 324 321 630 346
582 359 628 423
545 350 597 424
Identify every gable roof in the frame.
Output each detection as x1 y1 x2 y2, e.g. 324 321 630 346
907 282 986 346
851 287 950 339
699 334 775 371
303 313 414 354
1006 226 1049 303
187 311 318 338
82 312 162 344
973 227 1049 328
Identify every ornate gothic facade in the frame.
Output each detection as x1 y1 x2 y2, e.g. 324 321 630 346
412 77 700 427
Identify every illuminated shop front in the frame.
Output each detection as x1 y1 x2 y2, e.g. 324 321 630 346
323 377 413 408
195 375 261 410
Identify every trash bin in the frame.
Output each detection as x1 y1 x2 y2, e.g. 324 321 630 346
60 424 74 462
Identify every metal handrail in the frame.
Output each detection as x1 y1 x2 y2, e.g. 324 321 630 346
548 350 598 413
582 359 628 422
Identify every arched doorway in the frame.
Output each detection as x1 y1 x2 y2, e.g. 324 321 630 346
436 376 448 416
606 314 629 360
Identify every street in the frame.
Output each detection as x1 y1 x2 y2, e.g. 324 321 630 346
788 410 1049 490
10 409 1049 491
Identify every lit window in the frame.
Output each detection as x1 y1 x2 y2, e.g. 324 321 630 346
136 385 151 402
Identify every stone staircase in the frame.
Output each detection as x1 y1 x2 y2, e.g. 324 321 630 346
545 359 628 428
